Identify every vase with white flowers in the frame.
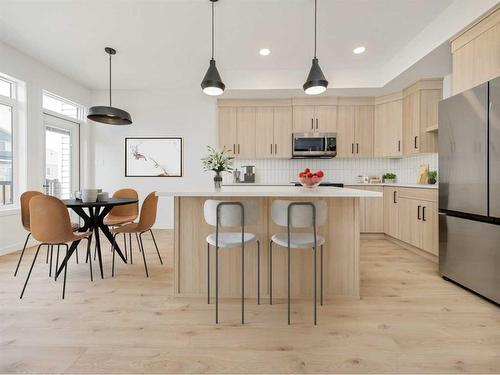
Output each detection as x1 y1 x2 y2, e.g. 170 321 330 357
201 146 234 190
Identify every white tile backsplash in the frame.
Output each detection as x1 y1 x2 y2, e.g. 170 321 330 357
225 154 438 184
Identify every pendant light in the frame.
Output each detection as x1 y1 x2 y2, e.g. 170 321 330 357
87 47 132 125
303 0 328 95
201 0 225 96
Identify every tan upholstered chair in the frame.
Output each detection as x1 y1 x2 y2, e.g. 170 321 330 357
110 192 161 277
20 195 92 299
15 191 80 277
103 188 139 262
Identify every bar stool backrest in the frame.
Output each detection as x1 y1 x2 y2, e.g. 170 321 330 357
108 188 139 218
29 195 73 243
20 191 43 231
204 200 258 228
271 200 327 228
136 192 158 232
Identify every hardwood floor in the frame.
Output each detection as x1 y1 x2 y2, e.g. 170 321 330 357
0 230 499 373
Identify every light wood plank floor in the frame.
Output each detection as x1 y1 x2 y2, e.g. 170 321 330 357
0 230 499 373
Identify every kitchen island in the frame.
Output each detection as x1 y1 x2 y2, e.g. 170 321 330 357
158 186 381 300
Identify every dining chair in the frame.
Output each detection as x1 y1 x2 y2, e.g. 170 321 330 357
269 199 327 325
20 195 92 299
203 199 260 324
103 188 139 263
15 191 80 277
111 192 162 277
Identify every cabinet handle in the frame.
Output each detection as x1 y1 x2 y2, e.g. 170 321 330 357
417 205 421 220
422 206 426 221
270 143 273 155
275 143 277 154
316 118 319 130
351 143 354 154
356 143 359 154
238 144 240 154
311 118 314 130
414 135 418 149
393 191 397 204
233 144 236 154
398 140 401 152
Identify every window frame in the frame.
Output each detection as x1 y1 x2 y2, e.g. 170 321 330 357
42 90 85 122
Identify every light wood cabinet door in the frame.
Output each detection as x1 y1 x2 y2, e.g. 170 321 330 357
374 101 402 157
398 197 415 245
315 106 337 132
274 107 292 158
383 187 399 238
293 106 316 133
255 107 274 159
403 92 420 155
419 90 440 153
236 107 256 159
362 186 383 233
218 107 237 156
420 200 438 256
337 106 356 158
354 106 374 157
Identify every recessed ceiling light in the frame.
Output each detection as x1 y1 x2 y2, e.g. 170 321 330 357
353 46 366 55
259 48 271 56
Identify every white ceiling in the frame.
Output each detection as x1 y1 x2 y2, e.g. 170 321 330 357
0 0 496 93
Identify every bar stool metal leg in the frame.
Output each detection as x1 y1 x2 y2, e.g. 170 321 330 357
207 243 210 304
123 233 128 262
269 240 273 305
313 246 317 325
320 244 323 306
215 244 219 324
257 240 260 305
129 233 133 264
14 233 31 276
288 243 291 325
241 240 245 325
111 234 117 277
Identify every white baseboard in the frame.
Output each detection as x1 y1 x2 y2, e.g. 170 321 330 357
0 236 37 256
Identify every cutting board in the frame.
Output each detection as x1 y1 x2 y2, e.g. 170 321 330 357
417 164 429 184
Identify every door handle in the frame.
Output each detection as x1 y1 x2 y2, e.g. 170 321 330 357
275 143 277 154
422 206 426 221
417 205 421 220
316 118 319 130
393 191 397 204
414 135 418 149
356 143 359 154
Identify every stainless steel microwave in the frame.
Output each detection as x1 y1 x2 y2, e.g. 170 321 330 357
292 133 337 158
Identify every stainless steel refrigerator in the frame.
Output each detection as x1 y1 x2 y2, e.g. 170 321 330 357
439 77 500 304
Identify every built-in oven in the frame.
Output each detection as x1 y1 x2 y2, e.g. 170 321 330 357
292 132 337 158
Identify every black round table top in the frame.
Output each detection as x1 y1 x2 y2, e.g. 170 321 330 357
62 197 138 208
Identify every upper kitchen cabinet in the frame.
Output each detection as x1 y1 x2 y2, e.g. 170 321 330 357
236 107 257 159
292 97 337 133
218 106 238 155
336 98 374 158
255 106 293 159
451 6 500 95
402 79 442 155
374 92 403 157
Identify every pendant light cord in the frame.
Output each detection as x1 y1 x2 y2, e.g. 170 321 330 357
314 0 317 58
211 0 215 60
109 52 112 107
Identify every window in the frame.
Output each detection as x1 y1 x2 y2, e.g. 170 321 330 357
42 91 83 120
0 75 15 208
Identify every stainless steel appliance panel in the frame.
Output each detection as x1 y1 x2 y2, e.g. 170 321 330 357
439 213 500 303
438 83 488 216
489 77 500 218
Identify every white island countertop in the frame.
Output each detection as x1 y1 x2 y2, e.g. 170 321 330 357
158 185 382 198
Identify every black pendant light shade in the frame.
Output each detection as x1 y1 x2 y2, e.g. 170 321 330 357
87 47 132 125
303 0 328 95
303 57 328 95
201 0 225 96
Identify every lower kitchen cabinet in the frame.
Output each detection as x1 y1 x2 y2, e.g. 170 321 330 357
383 186 399 238
348 186 384 233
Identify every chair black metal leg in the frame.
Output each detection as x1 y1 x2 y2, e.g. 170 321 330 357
123 233 127 263
313 246 317 325
20 244 42 299
14 232 31 276
111 234 117 277
87 236 93 282
55 245 60 281
93 240 97 261
288 244 291 325
320 244 323 306
75 247 79 264
215 245 219 324
269 240 273 305
139 233 149 277
62 244 69 299
49 245 53 277
129 233 133 264
137 233 142 252
257 240 260 305
150 229 163 264
46 245 49 264
207 243 210 304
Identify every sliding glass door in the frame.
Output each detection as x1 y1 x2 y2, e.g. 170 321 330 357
44 114 79 199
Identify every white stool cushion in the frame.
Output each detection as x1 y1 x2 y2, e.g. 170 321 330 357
206 232 257 248
271 233 325 249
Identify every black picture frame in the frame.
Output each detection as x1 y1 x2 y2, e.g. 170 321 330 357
124 137 183 177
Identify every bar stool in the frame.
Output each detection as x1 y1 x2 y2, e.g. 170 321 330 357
269 200 327 325
204 200 260 324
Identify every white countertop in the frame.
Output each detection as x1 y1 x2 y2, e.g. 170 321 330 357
158 185 382 198
224 182 439 190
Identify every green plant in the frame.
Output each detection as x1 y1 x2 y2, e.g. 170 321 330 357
201 145 234 173
383 172 397 180
428 170 437 182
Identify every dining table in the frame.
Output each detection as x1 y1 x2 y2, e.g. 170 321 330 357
55 197 139 279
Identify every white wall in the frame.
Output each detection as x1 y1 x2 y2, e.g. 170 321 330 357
0 40 91 255
90 88 218 228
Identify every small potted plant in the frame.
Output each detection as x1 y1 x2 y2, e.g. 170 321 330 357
201 146 234 190
382 173 397 184
428 170 438 184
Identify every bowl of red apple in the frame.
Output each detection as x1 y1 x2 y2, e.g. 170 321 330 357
298 168 324 188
